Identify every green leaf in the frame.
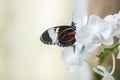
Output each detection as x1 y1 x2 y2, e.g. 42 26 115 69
93 72 102 80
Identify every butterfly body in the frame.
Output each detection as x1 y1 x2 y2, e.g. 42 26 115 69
40 25 76 47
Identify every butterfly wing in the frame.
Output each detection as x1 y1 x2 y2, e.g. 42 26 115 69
40 26 76 47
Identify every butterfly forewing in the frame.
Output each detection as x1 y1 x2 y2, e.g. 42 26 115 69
40 26 76 47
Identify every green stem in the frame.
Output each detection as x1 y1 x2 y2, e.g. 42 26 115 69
98 42 120 58
84 57 99 63
112 42 120 50
110 52 116 75
86 42 120 64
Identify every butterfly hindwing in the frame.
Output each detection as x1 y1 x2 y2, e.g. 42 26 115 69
40 26 76 47
57 26 76 47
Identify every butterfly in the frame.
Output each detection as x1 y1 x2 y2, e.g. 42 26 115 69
40 22 76 47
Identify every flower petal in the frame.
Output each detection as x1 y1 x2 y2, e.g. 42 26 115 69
102 75 115 80
73 0 88 26
98 19 113 40
117 46 120 59
93 67 104 76
96 66 108 74
93 66 115 80
102 37 114 45
61 47 78 65
76 25 93 45
117 52 120 59
104 15 118 28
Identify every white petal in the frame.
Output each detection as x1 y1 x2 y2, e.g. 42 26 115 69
73 0 88 26
102 37 114 45
96 66 108 74
61 47 77 65
102 75 115 80
93 68 104 76
114 23 120 38
105 15 117 28
76 15 100 45
93 66 115 80
105 15 114 21
76 26 99 46
61 43 88 72
99 20 113 40
117 42 120 59
117 52 120 59
69 65 79 72
86 42 101 52
105 12 120 28
74 43 84 54
69 62 91 80
88 15 100 26
118 12 120 24
61 44 84 66
88 15 100 35
76 25 93 45
76 15 102 52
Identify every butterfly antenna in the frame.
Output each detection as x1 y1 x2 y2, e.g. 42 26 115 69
71 10 77 30
71 10 75 26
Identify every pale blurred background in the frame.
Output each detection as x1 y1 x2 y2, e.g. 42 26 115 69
0 0 120 80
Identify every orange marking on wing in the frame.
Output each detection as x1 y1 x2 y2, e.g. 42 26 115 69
65 36 75 43
61 32 75 39
59 28 72 37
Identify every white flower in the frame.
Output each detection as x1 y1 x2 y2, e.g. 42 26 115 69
61 43 88 71
93 66 115 80
61 43 91 80
75 12 120 53
105 11 120 38
104 13 119 28
73 0 88 30
117 46 120 59
76 15 114 52
117 52 120 59
104 12 120 59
